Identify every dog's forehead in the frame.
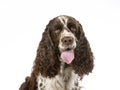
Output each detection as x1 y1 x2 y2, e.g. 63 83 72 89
48 15 79 30
58 16 68 27
57 16 77 25
49 15 76 25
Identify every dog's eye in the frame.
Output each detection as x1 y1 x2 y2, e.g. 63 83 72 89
67 23 76 32
54 24 63 33
55 24 63 30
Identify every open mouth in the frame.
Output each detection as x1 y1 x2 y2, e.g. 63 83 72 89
65 47 72 51
60 47 75 64
62 45 75 51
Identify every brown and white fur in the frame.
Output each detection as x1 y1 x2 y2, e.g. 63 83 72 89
19 15 94 90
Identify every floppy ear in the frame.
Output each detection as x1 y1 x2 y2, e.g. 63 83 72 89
32 28 61 78
71 23 94 78
19 76 37 90
19 77 30 90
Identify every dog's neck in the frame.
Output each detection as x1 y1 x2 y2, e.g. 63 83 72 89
59 61 73 83
56 61 79 89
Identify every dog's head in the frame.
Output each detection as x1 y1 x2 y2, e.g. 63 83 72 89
32 15 94 78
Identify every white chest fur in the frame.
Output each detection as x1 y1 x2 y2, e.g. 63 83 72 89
37 63 79 90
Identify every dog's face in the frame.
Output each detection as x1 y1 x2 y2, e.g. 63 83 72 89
49 15 80 53
35 15 93 77
47 15 81 64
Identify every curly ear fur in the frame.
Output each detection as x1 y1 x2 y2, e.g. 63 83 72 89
19 76 37 90
32 29 61 78
19 77 30 90
19 16 94 90
71 23 94 78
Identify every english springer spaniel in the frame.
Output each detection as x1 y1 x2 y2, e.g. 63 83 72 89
19 15 94 90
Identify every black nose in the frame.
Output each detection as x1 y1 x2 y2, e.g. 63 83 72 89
62 37 74 45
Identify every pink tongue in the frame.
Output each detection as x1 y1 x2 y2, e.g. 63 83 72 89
60 50 74 64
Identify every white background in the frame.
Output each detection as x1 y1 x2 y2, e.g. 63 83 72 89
0 0 120 90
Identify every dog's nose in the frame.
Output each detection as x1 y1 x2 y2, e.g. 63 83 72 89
62 37 74 45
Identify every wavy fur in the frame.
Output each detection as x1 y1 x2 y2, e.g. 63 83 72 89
19 15 94 90
71 23 94 78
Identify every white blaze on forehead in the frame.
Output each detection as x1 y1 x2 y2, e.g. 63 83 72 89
58 16 68 27
58 16 73 37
